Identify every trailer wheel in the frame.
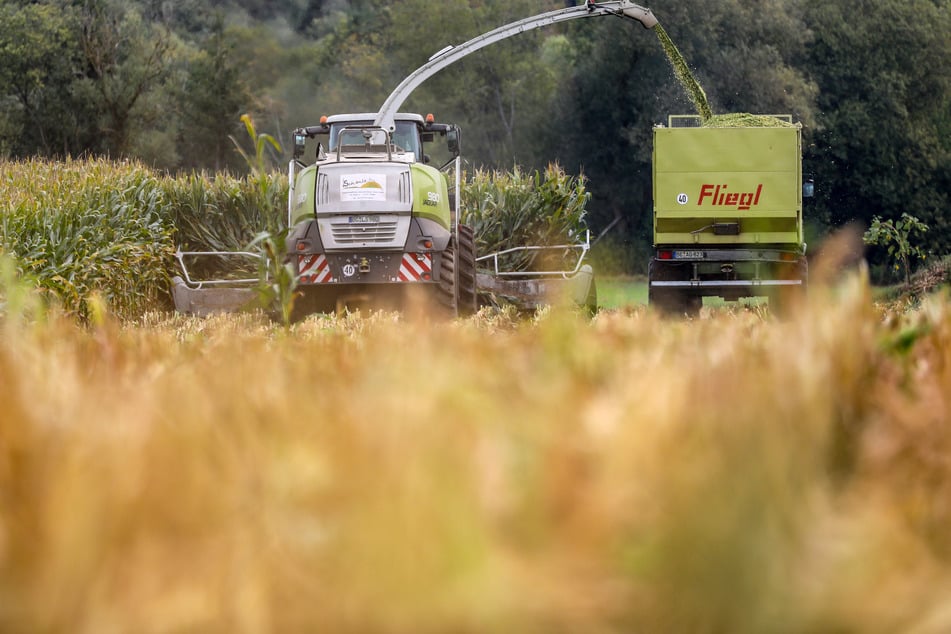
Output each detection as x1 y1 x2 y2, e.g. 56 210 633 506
769 258 808 317
649 288 700 317
648 259 700 317
456 224 478 316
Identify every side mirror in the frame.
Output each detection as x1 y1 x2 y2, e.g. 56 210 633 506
293 133 306 160
802 178 815 198
447 127 461 157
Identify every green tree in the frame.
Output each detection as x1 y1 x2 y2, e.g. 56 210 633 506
803 0 951 258
0 1 91 156
76 0 173 156
176 15 259 170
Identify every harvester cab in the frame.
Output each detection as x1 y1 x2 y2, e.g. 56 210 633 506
291 114 460 168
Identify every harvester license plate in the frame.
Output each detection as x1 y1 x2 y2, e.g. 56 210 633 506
674 250 704 259
348 215 379 224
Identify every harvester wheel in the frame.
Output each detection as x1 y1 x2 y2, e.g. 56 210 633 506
456 224 478 316
438 241 458 316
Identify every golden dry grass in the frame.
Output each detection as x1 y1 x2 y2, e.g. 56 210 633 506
1 273 950 633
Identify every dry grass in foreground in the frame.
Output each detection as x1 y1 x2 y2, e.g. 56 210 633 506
1 275 950 633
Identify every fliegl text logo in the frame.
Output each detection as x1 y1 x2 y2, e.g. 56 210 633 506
698 184 763 211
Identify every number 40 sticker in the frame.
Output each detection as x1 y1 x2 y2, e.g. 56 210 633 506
677 193 689 205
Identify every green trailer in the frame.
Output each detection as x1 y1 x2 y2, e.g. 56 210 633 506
649 115 809 315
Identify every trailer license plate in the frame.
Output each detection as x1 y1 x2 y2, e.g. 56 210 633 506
674 250 704 259
348 215 379 224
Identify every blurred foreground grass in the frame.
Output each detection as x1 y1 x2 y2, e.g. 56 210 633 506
1 272 950 633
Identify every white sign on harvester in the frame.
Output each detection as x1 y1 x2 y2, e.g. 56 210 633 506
341 174 386 201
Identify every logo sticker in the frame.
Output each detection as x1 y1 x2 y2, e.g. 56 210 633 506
423 191 440 207
341 174 386 201
698 184 763 211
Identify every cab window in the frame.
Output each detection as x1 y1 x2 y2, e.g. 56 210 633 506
329 121 421 161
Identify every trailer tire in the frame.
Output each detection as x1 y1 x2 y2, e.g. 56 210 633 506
650 288 701 317
648 259 700 317
769 258 808 317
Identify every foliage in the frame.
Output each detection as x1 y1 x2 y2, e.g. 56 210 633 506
0 254 46 328
0 157 287 318
250 229 298 329
0 158 174 320
803 0 951 257
230 114 283 185
863 213 930 286
163 172 287 253
77 0 174 156
462 164 590 272
2 276 951 631
175 14 260 171
0 1 87 156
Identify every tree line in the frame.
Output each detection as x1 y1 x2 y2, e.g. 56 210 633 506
1 0 948 275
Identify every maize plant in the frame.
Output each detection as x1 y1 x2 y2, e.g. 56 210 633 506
462 164 590 273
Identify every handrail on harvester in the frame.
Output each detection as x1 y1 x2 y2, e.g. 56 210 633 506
476 231 592 278
174 249 263 289
374 0 656 133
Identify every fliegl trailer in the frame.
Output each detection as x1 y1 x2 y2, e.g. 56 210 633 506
648 115 809 316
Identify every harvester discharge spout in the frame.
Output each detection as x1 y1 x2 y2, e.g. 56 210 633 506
619 4 658 28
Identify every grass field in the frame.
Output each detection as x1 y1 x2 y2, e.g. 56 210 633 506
2 263 951 632
596 277 769 311
596 277 649 309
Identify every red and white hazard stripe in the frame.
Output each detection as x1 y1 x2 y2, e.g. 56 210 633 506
399 253 432 281
298 254 332 284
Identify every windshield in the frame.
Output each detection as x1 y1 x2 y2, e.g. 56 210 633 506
328 121 421 161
